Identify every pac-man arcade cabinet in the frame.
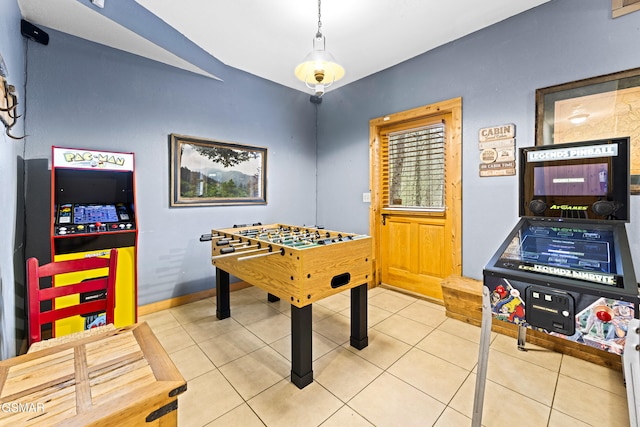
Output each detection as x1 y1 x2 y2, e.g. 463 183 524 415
50 146 137 337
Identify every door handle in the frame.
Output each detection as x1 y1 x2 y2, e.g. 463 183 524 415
381 213 388 225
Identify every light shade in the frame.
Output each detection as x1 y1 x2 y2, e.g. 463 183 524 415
295 35 344 95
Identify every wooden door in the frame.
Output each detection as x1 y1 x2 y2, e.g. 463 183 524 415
370 98 462 300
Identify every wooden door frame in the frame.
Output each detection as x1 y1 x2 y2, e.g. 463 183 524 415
369 97 463 289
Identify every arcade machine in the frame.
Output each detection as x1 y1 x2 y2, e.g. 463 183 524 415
50 146 138 338
473 138 639 426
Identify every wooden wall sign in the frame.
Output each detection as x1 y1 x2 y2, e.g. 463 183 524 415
478 124 516 177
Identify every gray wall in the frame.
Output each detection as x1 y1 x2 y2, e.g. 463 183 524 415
0 0 26 359
23 29 318 307
317 0 640 280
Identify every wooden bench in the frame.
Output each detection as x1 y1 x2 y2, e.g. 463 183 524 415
441 275 622 371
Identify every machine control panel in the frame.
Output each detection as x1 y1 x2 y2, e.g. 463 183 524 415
54 203 135 236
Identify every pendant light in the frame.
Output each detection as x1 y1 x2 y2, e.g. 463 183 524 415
294 0 345 97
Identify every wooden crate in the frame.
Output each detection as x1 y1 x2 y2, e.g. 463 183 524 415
0 323 186 426
441 275 623 371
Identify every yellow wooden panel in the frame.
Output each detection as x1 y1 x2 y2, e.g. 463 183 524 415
386 220 411 271
417 222 444 277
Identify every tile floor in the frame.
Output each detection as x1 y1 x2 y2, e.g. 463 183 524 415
140 286 630 427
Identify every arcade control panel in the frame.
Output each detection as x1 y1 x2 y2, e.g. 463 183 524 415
54 203 135 236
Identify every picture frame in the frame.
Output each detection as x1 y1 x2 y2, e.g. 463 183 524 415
535 67 640 194
170 134 267 206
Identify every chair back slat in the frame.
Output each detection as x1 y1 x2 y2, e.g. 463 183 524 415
27 248 118 345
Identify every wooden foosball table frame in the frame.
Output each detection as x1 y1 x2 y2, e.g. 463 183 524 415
208 223 372 388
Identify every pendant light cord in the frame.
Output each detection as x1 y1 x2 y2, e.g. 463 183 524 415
316 0 322 38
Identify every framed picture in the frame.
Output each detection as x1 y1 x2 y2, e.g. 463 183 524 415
535 67 640 194
170 134 267 206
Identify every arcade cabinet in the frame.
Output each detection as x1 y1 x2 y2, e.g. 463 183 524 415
473 138 639 426
50 146 138 337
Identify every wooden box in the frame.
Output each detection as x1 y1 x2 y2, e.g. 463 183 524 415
211 224 373 307
0 323 186 426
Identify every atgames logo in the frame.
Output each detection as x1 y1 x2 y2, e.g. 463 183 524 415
549 204 588 211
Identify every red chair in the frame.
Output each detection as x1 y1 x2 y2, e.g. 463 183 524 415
27 248 118 345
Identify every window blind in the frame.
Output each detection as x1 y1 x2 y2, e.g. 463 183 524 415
383 122 445 210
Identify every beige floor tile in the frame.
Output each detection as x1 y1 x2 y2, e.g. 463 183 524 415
314 347 383 401
416 329 479 371
414 298 446 311
433 407 471 427
548 409 591 426
236 285 267 299
183 315 244 343
219 346 291 400
178 369 244 427
316 292 351 312
449 374 551 426
205 403 265 427
170 299 217 324
374 313 433 345
553 374 630 426
368 292 415 312
490 333 562 372
367 286 388 297
560 354 626 396
248 379 343 427
319 405 374 427
245 312 290 344
348 372 446 427
169 344 215 380
485 348 558 406
314 313 351 345
343 328 411 370
388 347 470 404
397 301 448 327
229 290 264 307
199 327 266 367
366 304 395 327
313 303 338 323
142 286 624 427
231 302 282 326
270 331 340 362
139 311 180 333
436 318 482 343
154 324 196 354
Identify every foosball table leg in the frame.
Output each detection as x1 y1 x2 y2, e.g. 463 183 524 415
291 304 313 389
350 284 368 350
216 268 231 320
267 293 280 302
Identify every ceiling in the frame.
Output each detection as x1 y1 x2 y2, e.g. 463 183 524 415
17 0 550 94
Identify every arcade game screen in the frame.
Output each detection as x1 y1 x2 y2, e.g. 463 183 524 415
73 204 119 224
533 163 608 196
497 221 620 287
69 204 119 224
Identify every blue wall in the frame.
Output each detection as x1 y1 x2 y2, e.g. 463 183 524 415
23 29 318 307
0 0 26 359
317 0 640 279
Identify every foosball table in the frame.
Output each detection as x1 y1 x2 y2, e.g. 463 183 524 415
205 223 372 388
